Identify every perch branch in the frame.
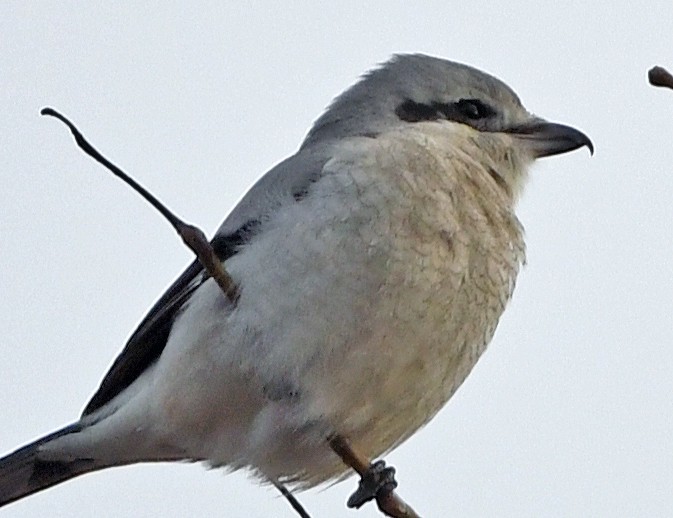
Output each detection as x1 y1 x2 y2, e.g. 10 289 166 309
40 108 239 303
329 436 422 518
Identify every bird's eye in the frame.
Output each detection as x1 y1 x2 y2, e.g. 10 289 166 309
455 99 494 120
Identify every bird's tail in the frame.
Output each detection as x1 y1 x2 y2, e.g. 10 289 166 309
0 423 102 508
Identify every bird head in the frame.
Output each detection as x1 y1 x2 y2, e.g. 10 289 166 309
302 53 592 200
306 53 592 156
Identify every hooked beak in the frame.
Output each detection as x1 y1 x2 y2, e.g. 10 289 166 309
507 119 594 158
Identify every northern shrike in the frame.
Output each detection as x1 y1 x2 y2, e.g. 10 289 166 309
0 54 592 512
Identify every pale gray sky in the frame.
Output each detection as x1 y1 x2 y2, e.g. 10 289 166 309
1 2 672 517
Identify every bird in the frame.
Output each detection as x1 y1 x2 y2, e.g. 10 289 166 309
0 53 592 512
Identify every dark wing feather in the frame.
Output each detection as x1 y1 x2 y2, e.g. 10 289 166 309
81 222 259 416
82 260 205 415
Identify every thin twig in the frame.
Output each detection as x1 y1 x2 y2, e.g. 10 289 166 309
272 481 312 518
648 66 673 90
40 108 239 303
329 436 422 518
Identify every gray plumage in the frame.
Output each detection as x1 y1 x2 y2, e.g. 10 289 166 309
0 54 591 509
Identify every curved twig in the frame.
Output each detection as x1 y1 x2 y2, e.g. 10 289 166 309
40 108 239 303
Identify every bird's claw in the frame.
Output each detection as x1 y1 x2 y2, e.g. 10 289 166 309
346 460 398 509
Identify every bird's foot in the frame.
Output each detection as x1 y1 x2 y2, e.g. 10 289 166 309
346 460 398 509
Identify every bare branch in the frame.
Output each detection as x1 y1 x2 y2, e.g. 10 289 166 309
272 481 312 518
40 108 239 303
649 66 673 90
330 436 423 518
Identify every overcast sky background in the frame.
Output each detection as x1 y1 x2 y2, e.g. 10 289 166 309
1 2 673 517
